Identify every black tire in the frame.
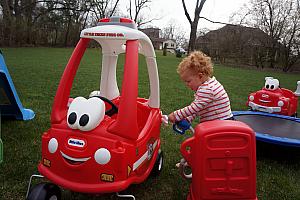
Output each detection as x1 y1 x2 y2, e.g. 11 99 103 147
27 182 61 200
151 149 163 176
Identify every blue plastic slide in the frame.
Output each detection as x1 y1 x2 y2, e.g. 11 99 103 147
0 51 35 120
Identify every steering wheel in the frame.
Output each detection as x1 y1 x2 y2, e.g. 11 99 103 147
93 96 118 116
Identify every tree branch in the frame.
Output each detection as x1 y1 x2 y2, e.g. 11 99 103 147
195 0 206 17
199 16 238 26
182 0 192 25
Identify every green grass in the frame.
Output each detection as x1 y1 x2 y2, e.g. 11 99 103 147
0 48 300 200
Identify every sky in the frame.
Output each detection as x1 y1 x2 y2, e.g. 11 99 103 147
142 0 250 36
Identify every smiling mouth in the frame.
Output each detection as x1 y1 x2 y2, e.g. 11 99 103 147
259 99 271 103
61 151 91 165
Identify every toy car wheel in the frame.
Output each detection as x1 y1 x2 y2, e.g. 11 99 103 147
151 149 163 176
27 182 61 200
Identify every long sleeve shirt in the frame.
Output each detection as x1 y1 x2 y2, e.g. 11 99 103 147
173 77 233 123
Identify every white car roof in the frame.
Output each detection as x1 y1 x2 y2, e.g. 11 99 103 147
80 24 155 57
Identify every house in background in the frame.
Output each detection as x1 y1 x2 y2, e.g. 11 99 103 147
196 25 280 67
162 39 176 52
140 27 176 53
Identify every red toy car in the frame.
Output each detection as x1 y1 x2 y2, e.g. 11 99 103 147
27 17 163 199
247 77 300 116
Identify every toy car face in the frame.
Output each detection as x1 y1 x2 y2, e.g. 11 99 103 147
39 98 161 193
40 101 125 187
39 91 162 193
247 78 297 116
248 89 286 113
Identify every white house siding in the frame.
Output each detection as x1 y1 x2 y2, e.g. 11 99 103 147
162 40 176 53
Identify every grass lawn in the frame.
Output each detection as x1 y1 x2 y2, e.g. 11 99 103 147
0 47 300 200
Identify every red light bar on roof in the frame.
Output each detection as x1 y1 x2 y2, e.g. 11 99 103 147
99 18 110 22
97 17 137 29
120 18 134 23
98 18 134 23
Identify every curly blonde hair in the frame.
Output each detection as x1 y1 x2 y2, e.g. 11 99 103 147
177 51 213 77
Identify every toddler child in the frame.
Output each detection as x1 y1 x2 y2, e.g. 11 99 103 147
168 51 233 168
168 51 233 126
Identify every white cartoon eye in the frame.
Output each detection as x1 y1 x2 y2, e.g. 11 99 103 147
67 97 85 129
78 97 105 131
67 97 105 131
265 78 279 90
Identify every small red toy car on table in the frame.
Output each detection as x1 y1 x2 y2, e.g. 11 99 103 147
27 17 163 199
247 77 300 116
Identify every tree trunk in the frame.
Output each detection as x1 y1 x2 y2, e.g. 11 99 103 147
188 22 198 54
1 0 14 46
269 48 276 68
54 29 58 46
163 43 167 56
64 16 72 47
182 0 206 54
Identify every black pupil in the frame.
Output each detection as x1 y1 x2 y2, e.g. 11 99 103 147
271 85 274 89
68 112 77 125
266 84 269 89
79 114 89 126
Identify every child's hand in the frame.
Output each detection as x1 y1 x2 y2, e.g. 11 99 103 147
168 113 176 123
161 115 169 125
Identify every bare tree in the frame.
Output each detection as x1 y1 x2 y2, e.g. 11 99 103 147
89 0 120 21
246 0 300 71
128 0 149 23
229 5 252 26
161 22 176 40
182 0 207 54
161 21 188 48
280 1 300 72
0 0 93 46
126 0 159 27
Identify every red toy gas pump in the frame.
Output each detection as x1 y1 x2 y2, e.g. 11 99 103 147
180 120 258 200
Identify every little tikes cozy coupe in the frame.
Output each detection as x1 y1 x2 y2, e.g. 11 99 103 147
27 17 163 200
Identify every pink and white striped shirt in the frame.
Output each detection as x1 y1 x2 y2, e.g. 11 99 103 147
174 77 233 123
